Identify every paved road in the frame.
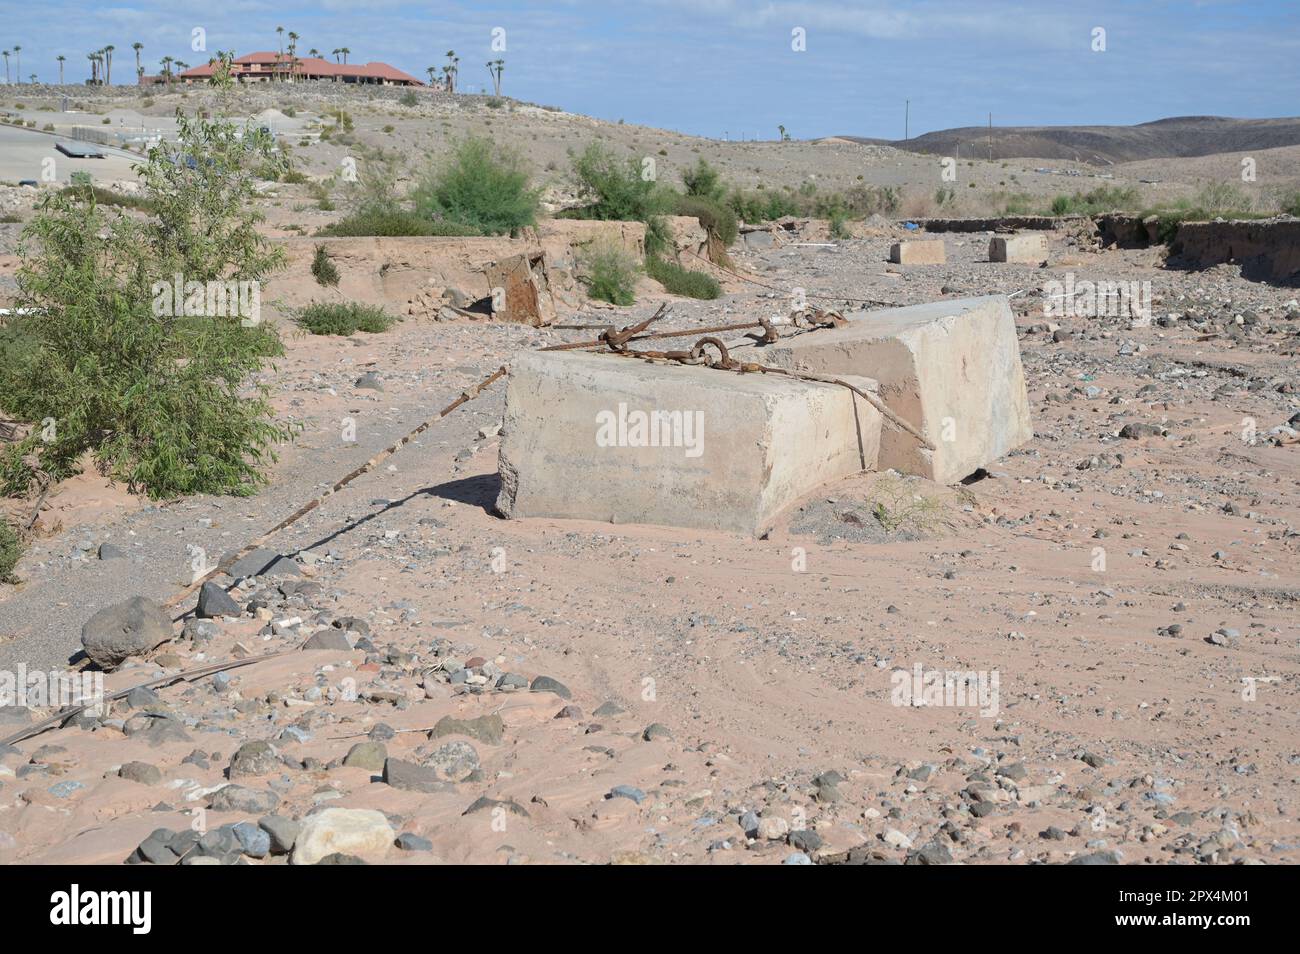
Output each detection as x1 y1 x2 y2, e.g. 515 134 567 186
0 123 140 184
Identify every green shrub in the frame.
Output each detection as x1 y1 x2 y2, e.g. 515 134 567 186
674 194 737 247
1049 185 1142 216
1281 190 1300 217
1196 181 1251 214
580 240 638 306
0 318 41 420
319 208 479 237
726 187 801 223
411 136 538 236
10 110 295 499
399 90 418 108
997 191 1035 215
570 142 675 222
645 255 721 299
0 444 36 500
0 515 20 582
828 210 850 240
58 183 154 212
682 158 725 202
295 302 397 336
311 243 340 286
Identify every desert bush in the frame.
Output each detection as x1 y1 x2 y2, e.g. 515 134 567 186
996 191 1035 215
58 182 154 212
311 243 340 286
0 515 20 582
1281 190 1300 217
9 110 294 499
580 239 638 305
399 90 418 107
569 142 675 251
411 136 539 236
682 158 725 202
870 474 943 535
674 194 737 247
645 255 721 299
1049 185 1142 216
319 208 477 236
1196 181 1251 214
296 302 397 335
726 187 801 224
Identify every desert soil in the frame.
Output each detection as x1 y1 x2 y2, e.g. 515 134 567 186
1 214 1297 865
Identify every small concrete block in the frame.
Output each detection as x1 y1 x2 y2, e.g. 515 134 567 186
989 232 1048 263
889 239 945 264
495 351 881 535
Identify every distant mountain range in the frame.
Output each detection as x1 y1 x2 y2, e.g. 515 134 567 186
840 116 1300 164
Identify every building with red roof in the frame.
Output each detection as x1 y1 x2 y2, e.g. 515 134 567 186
146 52 425 87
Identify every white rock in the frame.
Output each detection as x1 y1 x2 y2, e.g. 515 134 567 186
291 808 395 866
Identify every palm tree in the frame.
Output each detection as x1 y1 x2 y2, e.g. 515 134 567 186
56 54 65 85
29 73 36 84
444 50 458 94
2 51 10 86
332 48 341 64
160 56 173 85
309 48 319 57
13 45 20 83
487 58 504 96
133 42 143 77
287 32 299 82
103 45 114 85
276 25 284 56
426 66 436 85
340 47 350 64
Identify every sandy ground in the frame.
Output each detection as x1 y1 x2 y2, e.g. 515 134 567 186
1 223 1297 865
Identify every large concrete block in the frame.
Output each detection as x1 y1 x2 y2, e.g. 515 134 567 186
989 232 1048 263
889 239 946 265
745 296 1031 484
495 351 882 535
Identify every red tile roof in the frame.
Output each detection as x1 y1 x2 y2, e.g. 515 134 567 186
178 53 424 85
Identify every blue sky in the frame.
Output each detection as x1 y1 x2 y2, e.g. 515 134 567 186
2 1 1297 139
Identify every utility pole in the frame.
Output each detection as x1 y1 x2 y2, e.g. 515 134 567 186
905 99 909 140
988 112 993 161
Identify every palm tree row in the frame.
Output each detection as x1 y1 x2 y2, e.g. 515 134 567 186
22 29 486 90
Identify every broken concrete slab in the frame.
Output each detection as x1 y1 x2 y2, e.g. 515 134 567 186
746 296 1031 484
889 239 946 265
495 351 882 535
989 232 1049 264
